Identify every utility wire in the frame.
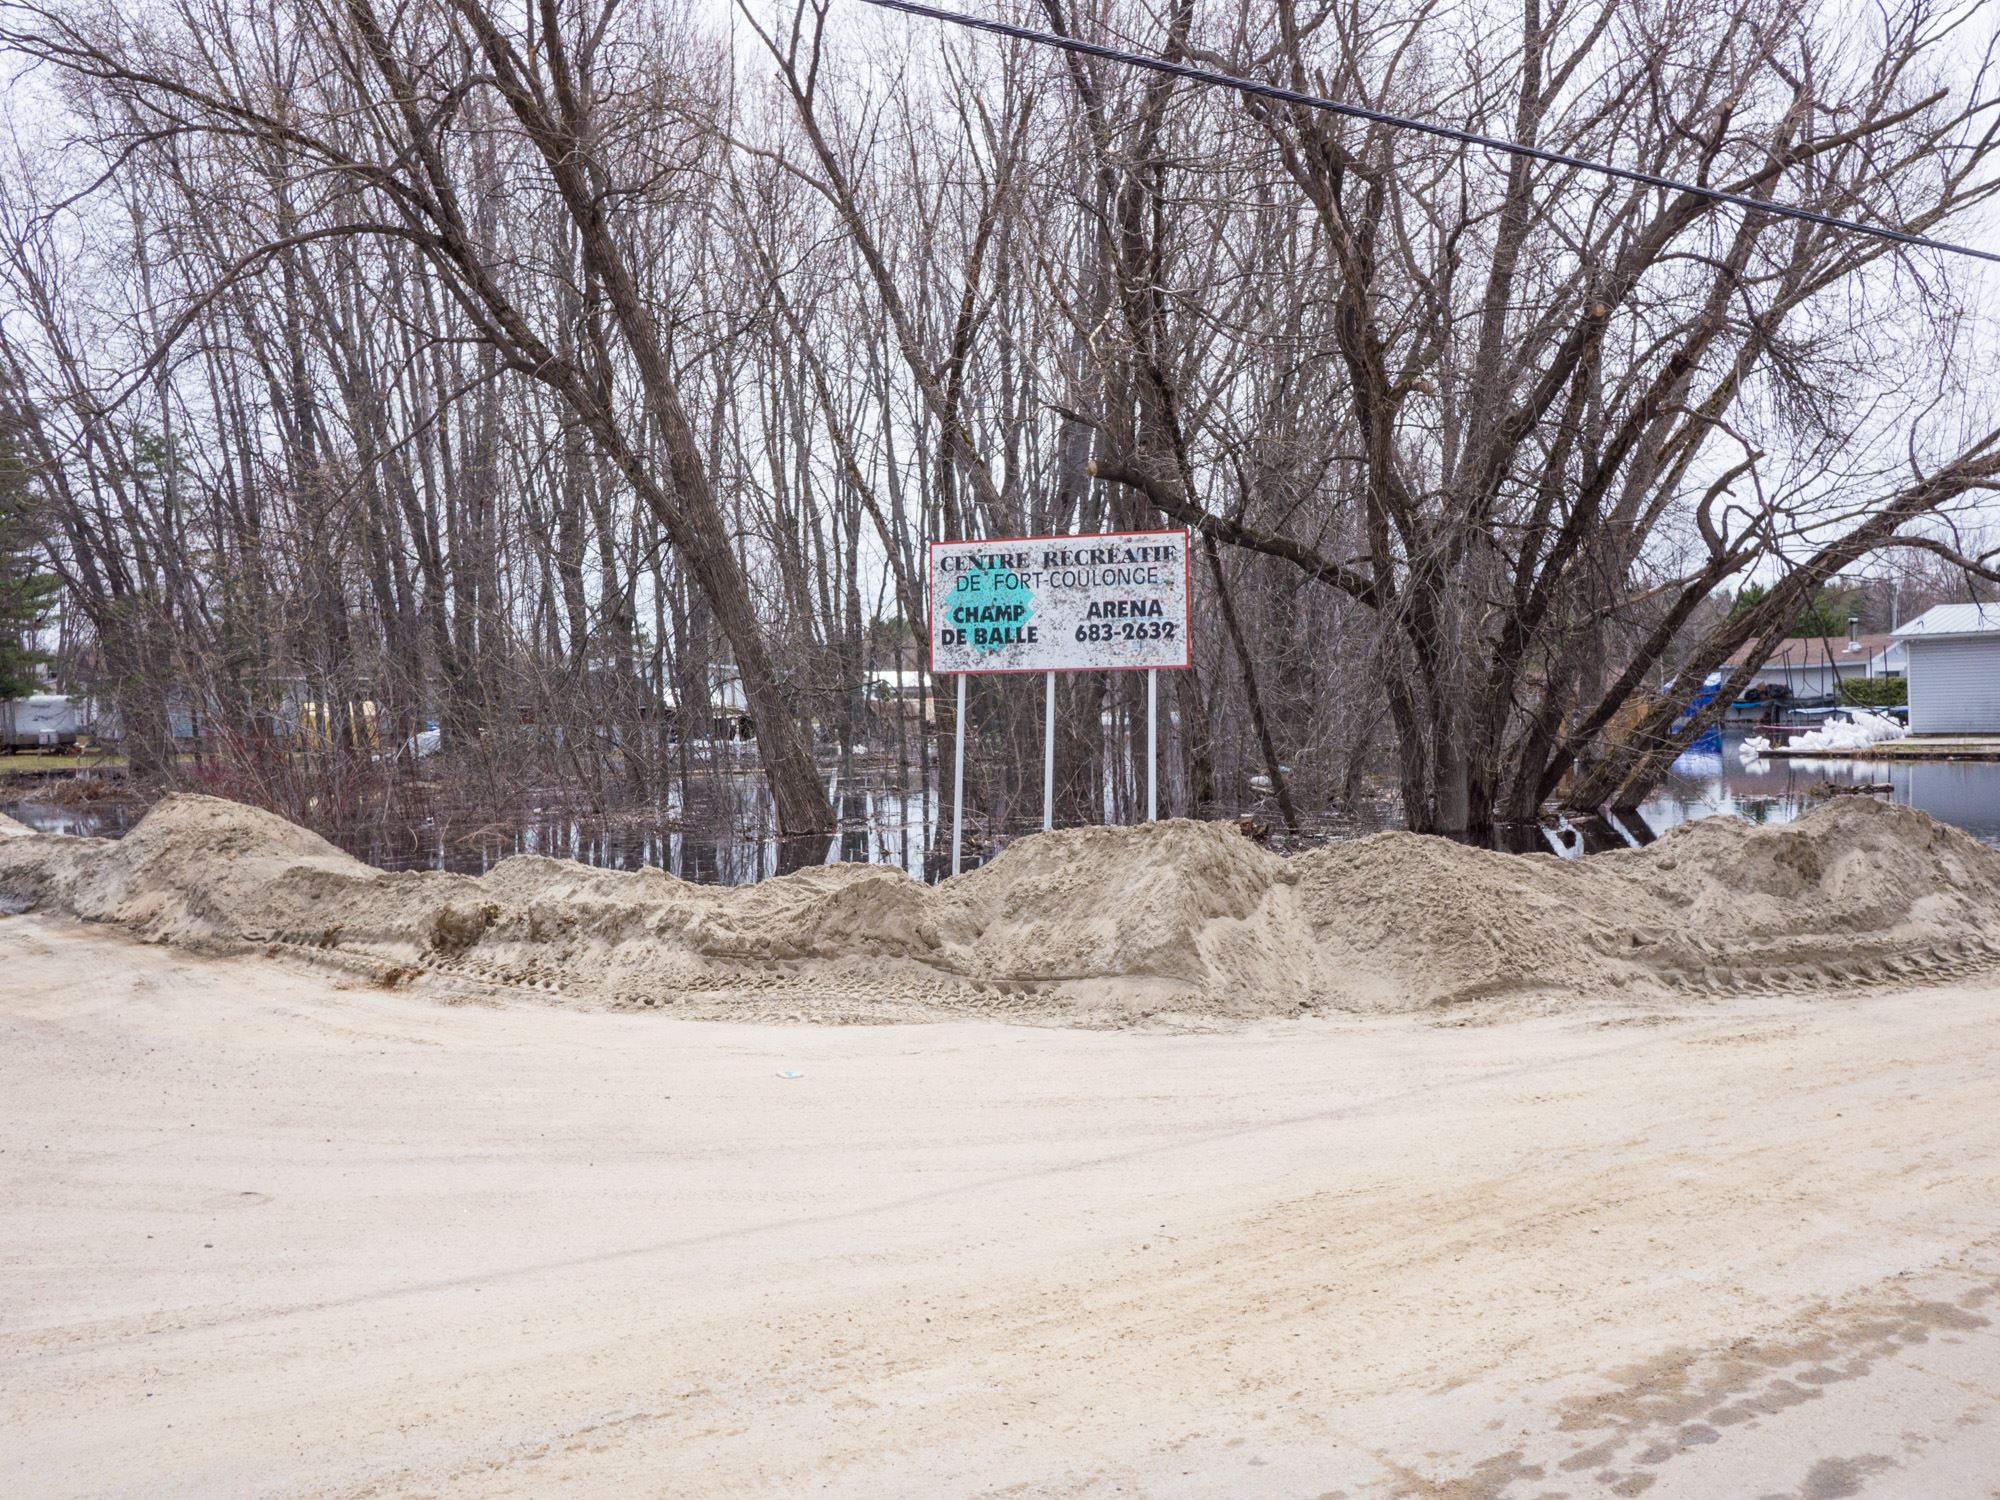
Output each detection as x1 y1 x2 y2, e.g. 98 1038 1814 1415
855 0 2000 267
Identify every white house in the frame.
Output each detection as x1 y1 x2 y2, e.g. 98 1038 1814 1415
1724 622 1906 702
1893 604 2000 734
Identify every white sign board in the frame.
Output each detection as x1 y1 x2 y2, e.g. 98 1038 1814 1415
929 529 1191 675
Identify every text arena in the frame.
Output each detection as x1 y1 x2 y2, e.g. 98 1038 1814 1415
929 529 1192 868
929 530 1192 674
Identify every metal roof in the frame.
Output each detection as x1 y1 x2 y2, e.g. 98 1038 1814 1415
1893 603 2000 639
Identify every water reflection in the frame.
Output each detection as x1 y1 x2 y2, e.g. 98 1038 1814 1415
1640 738 2000 848
0 800 142 841
0 772 942 885
1358 735 2000 859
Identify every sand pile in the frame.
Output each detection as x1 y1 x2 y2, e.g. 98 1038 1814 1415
0 793 1995 1024
1291 798 2000 1006
1291 833 1619 1007
929 821 1327 1015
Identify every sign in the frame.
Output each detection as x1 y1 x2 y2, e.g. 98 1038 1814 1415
929 529 1191 675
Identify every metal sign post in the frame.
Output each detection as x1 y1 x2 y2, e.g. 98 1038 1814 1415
952 674 967 876
1043 671 1056 831
931 528 1192 869
1147 667 1158 822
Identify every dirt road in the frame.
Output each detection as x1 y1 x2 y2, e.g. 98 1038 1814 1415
5 912 1999 1498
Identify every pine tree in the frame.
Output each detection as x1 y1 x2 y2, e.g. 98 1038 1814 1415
0 423 58 700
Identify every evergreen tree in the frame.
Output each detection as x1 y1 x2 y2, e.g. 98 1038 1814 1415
1730 582 1867 639
0 423 58 699
1794 587 1866 640
1726 583 1769 621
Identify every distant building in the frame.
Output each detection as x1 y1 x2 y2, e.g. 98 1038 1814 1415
1893 604 2000 734
660 671 754 742
1723 619 1905 703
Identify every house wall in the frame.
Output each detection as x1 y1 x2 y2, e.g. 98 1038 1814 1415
1907 638 2000 734
1747 648 1905 697
1749 661 1863 696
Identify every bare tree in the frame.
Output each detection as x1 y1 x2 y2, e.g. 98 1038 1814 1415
2 0 838 855
0 0 1995 864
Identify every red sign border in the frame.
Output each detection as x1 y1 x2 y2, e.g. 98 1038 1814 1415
926 527 1194 677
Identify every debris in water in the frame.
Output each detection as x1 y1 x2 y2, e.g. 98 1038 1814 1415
1785 711 1906 753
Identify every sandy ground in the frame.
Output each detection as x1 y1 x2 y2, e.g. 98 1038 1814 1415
5 913 2000 1499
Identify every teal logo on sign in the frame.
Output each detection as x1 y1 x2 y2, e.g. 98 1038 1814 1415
953 567 1037 653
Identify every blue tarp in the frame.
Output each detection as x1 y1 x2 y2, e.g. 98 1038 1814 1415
1669 670 1725 751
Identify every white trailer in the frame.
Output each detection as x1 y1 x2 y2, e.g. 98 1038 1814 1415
0 695 84 751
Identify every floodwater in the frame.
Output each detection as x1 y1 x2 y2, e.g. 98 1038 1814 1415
4 736 1997 881
1637 737 2000 848
0 774 940 885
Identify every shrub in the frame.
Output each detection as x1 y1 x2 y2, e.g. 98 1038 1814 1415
1837 675 1906 708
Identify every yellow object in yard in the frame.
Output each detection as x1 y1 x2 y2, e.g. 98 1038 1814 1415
297 700 380 751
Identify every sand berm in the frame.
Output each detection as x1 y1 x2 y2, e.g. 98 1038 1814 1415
2 793 1997 1024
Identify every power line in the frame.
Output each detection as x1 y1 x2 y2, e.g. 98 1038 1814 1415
855 0 2000 267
